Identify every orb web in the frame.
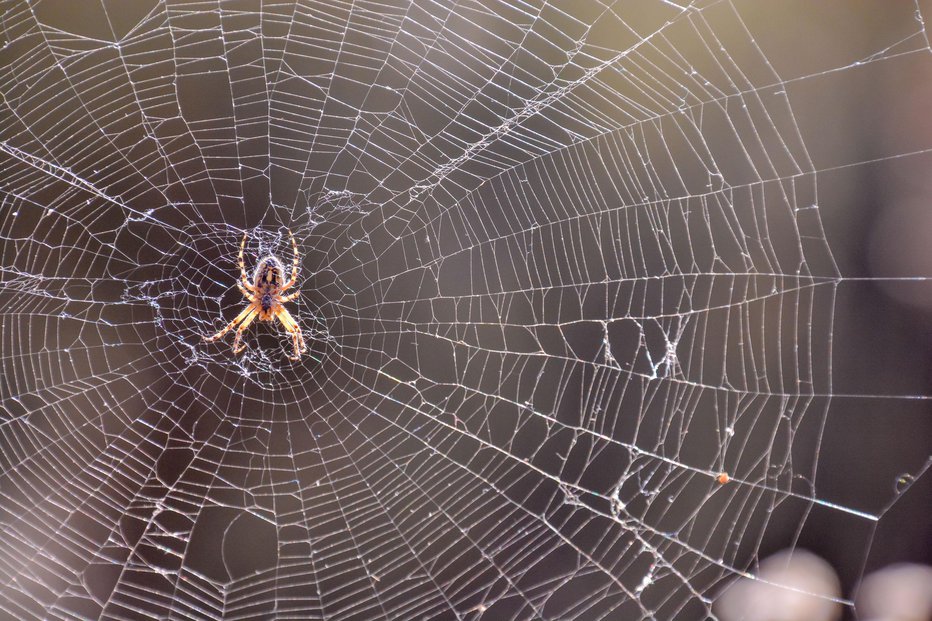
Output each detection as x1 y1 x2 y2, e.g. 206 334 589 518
1 1 930 620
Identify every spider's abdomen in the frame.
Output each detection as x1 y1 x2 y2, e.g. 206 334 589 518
254 258 284 289
253 256 285 319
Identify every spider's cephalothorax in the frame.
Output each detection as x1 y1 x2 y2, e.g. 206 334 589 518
203 230 308 360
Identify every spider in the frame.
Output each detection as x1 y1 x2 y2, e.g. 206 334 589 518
203 230 307 360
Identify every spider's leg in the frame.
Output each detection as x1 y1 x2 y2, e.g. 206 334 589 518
238 282 256 300
203 304 254 342
276 306 304 345
281 229 299 291
276 306 307 359
290 331 305 361
280 290 300 303
232 308 259 354
239 232 256 292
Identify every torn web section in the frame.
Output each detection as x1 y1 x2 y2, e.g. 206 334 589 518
346 160 834 621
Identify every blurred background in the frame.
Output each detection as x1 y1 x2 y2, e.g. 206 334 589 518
1 1 930 620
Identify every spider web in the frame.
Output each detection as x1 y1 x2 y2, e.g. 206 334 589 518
1 1 930 619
